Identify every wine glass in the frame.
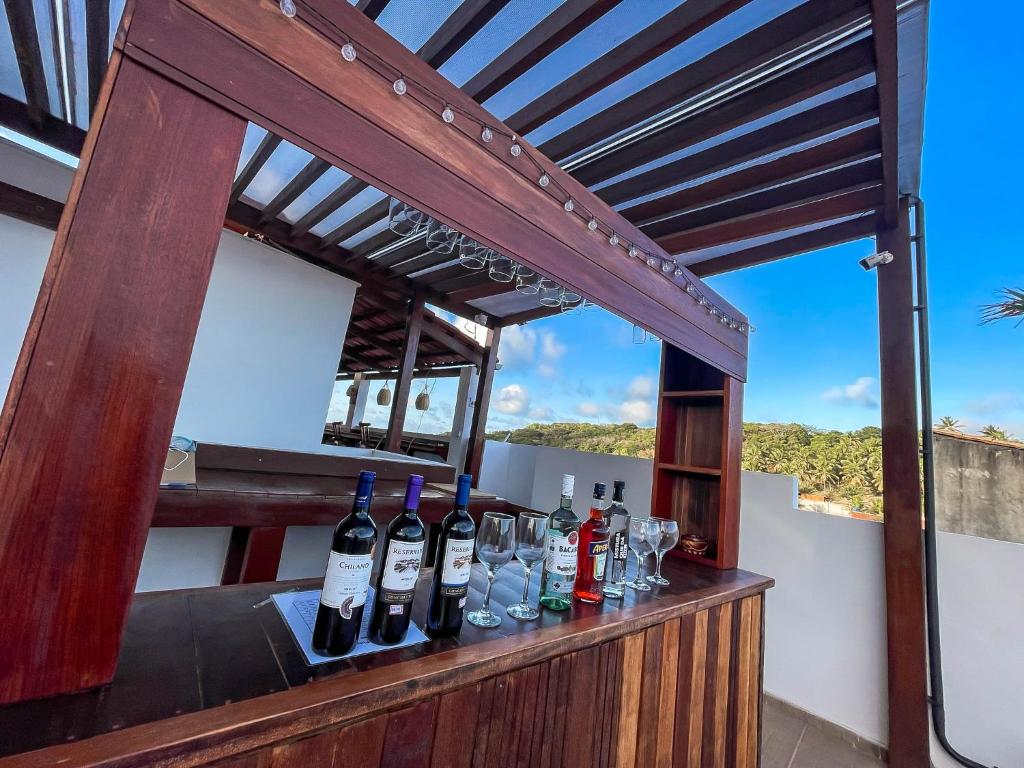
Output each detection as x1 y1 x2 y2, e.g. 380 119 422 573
467 512 515 628
646 518 679 586
507 512 548 621
627 517 659 592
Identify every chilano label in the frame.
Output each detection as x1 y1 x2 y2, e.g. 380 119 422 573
544 530 578 594
320 552 373 618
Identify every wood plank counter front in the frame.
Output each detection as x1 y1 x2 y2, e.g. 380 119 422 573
0 560 772 768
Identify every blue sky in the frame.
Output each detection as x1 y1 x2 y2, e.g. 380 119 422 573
333 2 1022 438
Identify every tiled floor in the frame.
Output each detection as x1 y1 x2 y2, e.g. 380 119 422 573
762 697 887 767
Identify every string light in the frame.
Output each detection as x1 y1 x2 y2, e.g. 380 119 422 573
273 3 749 334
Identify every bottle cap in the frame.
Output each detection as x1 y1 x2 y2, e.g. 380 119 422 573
455 473 472 507
355 470 376 504
594 482 606 499
404 474 424 510
612 479 625 502
561 473 575 497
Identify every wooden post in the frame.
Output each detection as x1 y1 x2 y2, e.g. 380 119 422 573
875 198 929 766
344 371 370 428
0 56 245 703
384 293 425 453
464 326 501 485
446 365 479 470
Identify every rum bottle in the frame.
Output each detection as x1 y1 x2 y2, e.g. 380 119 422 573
540 474 579 611
602 480 631 599
574 482 610 604
426 473 476 637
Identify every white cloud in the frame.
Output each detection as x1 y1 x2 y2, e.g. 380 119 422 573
577 401 600 417
494 383 530 415
822 376 879 408
626 375 654 400
618 400 655 425
540 331 566 361
498 325 537 368
537 363 557 379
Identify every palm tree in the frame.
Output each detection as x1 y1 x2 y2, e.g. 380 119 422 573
980 425 1011 441
981 288 1024 326
936 416 961 432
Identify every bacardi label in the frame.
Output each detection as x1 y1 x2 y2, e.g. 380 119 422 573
544 530 578 594
379 539 424 604
319 551 373 619
440 538 474 597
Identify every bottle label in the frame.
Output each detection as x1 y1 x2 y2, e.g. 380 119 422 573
320 551 373 618
379 539 424 604
440 538 474 597
589 540 609 580
611 530 629 563
544 530 578 594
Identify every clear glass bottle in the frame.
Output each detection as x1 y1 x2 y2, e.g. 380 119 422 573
539 474 579 611
602 480 631 599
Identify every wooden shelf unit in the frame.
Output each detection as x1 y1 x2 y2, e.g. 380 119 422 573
652 344 743 569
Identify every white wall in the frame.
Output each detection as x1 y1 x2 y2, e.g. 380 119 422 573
0 214 51 397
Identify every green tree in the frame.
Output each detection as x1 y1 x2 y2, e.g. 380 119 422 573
980 425 1011 441
981 287 1024 326
936 416 961 431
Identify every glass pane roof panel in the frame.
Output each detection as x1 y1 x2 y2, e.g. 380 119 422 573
30 0 64 118
241 140 314 207
0 8 25 101
374 0 462 54
235 123 268 178
65 0 90 128
340 215 390 249
282 165 352 222
311 187 388 238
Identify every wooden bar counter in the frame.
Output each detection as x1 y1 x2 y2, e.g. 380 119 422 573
0 560 771 768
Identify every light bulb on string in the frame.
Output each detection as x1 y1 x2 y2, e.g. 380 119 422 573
538 173 550 188
629 245 639 258
341 43 357 62
564 199 574 213
609 233 619 246
587 218 598 231
279 0 296 17
393 78 407 95
481 126 494 143
441 105 455 123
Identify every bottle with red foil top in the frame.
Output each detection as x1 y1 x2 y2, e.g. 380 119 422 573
573 482 610 604
369 474 426 644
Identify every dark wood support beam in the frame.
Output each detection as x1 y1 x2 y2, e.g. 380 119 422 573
229 131 281 205
505 0 751 136
0 180 64 229
621 124 881 225
689 214 878 277
0 91 86 156
258 156 331 224
656 185 883 254
85 0 111 112
870 0 900 227
597 86 878 207
4 0 50 120
385 293 426 452
498 304 563 326
465 326 501 484
0 56 245 704
462 0 621 103
416 0 511 69
875 199 929 767
355 0 391 22
446 279 517 304
290 177 369 237
220 526 287 585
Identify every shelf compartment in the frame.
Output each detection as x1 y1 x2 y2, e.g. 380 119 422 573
656 398 724 469
653 469 721 562
657 462 721 477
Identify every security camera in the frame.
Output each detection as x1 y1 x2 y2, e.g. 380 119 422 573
859 251 894 271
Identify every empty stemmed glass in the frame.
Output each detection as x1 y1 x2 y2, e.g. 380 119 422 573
646 518 679 586
627 517 660 592
466 512 515 628
507 512 548 621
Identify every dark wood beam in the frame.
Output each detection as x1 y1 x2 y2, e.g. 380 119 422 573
4 0 50 120
420 314 485 365
621 124 881 225
643 158 882 240
540 0 868 162
597 85 878 207
349 228 398 258
0 91 86 155
321 197 388 249
368 237 429 270
338 366 468 381
465 326 501 484
417 0 512 69
875 198 929 766
220 526 287 585
446 280 517 304
258 156 331 224
86 0 111 112
505 0 752 136
657 186 882 254
462 0 621 104
572 37 876 188
355 0 391 21
290 176 368 237
689 214 878 277
342 344 389 371
229 131 281 204
0 56 245 704
395 251 458 278
385 293 426 452
498 304 563 326
0 180 64 230
870 0 900 227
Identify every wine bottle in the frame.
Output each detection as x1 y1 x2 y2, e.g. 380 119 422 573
369 474 426 645
574 482 610 604
426 473 476 637
539 474 579 611
602 480 631 599
312 470 377 656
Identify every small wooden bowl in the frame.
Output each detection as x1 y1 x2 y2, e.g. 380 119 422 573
679 534 709 555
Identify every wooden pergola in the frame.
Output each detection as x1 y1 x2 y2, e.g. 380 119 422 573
0 1 928 765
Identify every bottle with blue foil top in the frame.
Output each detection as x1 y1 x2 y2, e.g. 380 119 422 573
369 474 426 645
426 474 476 637
312 470 377 656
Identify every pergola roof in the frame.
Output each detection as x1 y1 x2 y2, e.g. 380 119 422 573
1 0 927 325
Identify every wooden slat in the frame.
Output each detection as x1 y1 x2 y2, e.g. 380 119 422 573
0 90 86 155
462 0 621 103
356 0 390 21
622 124 881 225
615 630 646 768
58 0 78 125
464 326 500 481
384 293 425 452
875 199 929 767
320 197 388 248
506 0 752 136
870 0 899 226
689 213 878 277
572 37 876 188
683 610 710 766
4 0 50 118
635 625 664 765
266 730 337 768
230 131 281 204
597 85 878 207
86 0 111 112
417 0 511 69
656 185 882 254
431 685 478 768
0 56 245 704
656 619 681 768
0 180 64 230
380 699 438 768
332 714 388 766
747 595 763 768
701 603 732 768
258 157 331 224
541 0 869 162
732 597 754 767
290 176 368 236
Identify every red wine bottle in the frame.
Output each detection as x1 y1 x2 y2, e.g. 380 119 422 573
369 474 426 645
426 474 476 637
312 470 377 656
